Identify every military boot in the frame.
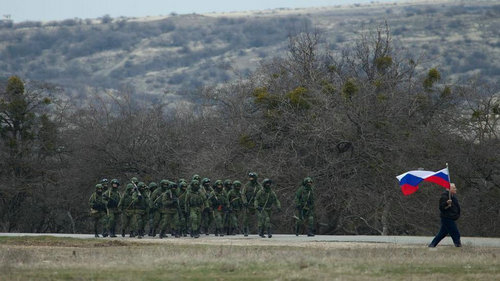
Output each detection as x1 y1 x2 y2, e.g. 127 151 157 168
102 231 108 238
194 229 200 238
307 228 315 237
267 227 272 238
215 228 219 236
295 225 300 236
148 228 153 237
110 228 117 238
130 231 135 238
259 228 265 238
205 227 209 236
244 227 249 237
159 230 166 239
121 229 126 237
94 232 100 238
174 230 180 238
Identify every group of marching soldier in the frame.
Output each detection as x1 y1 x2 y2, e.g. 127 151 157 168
89 172 315 238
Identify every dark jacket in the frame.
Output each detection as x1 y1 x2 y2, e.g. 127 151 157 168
439 191 460 220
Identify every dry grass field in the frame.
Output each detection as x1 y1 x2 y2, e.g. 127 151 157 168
0 236 499 280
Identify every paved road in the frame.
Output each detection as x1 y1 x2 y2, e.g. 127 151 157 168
1 233 500 247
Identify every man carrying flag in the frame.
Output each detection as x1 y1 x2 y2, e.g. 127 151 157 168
396 166 461 247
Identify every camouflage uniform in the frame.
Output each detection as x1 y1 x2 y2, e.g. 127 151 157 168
149 181 166 237
104 179 121 238
89 184 106 238
147 182 158 236
185 180 208 238
254 179 281 238
241 172 262 236
222 179 233 235
100 179 109 237
200 178 214 235
132 182 149 238
118 183 135 237
209 180 229 236
294 177 315 237
159 182 181 238
226 180 245 235
177 180 189 237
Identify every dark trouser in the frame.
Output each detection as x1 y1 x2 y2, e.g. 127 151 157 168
429 217 461 247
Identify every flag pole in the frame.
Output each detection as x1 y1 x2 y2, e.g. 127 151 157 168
446 162 452 200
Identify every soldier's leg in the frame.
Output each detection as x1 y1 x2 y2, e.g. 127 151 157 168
265 210 272 238
102 212 109 237
257 210 265 237
108 211 116 237
242 208 249 236
190 208 200 238
306 210 315 237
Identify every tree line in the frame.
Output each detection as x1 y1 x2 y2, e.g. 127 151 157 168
1 25 499 236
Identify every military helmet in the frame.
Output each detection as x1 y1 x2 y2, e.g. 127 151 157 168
149 182 158 189
101 178 109 184
248 172 258 179
126 183 134 190
131 177 139 184
160 179 169 187
137 181 146 188
262 178 272 187
169 182 178 189
303 177 313 185
111 179 120 186
178 178 187 185
95 183 103 190
223 179 232 187
192 174 201 181
191 180 200 191
180 181 188 189
214 180 223 187
201 177 211 185
233 180 242 188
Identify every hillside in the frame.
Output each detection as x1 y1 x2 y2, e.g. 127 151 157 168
0 0 499 103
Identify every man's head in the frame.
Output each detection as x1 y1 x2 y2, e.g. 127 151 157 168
111 179 120 188
101 178 109 188
262 178 272 190
214 180 223 190
126 183 134 193
131 177 139 185
160 179 169 190
191 180 200 192
450 183 457 194
137 182 146 190
148 182 158 191
201 178 211 187
303 177 313 188
192 174 201 181
248 172 258 182
233 180 242 190
95 184 103 193
180 181 188 191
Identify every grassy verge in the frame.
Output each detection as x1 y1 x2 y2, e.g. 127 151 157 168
0 237 499 280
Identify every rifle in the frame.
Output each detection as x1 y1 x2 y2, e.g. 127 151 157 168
132 181 142 197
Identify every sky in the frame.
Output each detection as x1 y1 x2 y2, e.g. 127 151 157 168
2 0 405 22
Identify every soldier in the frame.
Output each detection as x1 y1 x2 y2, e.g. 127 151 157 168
100 178 109 237
209 180 229 236
185 180 207 238
177 180 189 237
192 174 201 182
241 172 262 236
223 179 233 235
118 183 135 237
132 182 149 238
227 180 245 235
159 182 181 238
131 177 139 186
89 184 107 238
200 178 213 235
104 179 121 238
254 179 281 238
294 177 315 237
149 181 165 237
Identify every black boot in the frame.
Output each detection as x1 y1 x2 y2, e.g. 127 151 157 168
148 228 153 237
130 231 135 238
295 225 300 236
220 229 224 237
205 227 209 236
110 228 117 238
244 226 249 237
102 231 108 238
122 229 126 237
267 227 272 238
194 229 200 238
259 228 265 238
94 232 100 238
307 228 315 237
215 228 219 236
160 230 165 239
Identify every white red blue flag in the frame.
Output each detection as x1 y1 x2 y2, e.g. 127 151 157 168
396 168 450 196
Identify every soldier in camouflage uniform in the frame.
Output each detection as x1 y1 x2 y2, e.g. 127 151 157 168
118 183 135 237
149 180 167 237
132 182 149 238
254 179 281 238
100 178 109 237
227 180 245 235
294 177 315 237
177 180 189 237
104 179 121 238
185 180 207 238
200 178 214 235
222 179 233 235
209 180 229 236
147 182 158 236
89 184 107 238
159 182 181 238
241 172 262 236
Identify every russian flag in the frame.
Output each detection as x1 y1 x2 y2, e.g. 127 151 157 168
396 168 450 196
